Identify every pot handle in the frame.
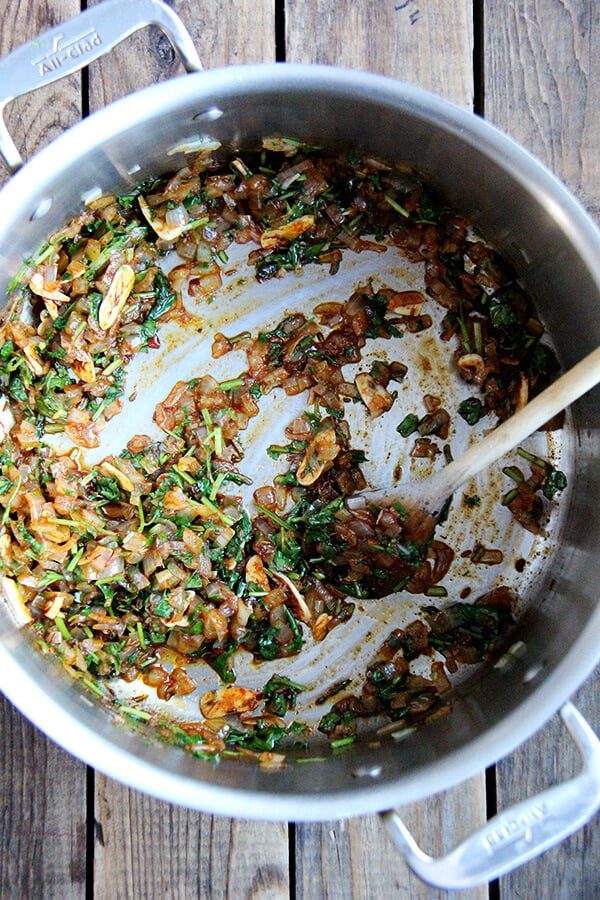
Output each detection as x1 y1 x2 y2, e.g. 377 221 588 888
382 703 600 889
0 0 203 172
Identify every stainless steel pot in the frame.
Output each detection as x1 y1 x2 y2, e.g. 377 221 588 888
1 1 600 889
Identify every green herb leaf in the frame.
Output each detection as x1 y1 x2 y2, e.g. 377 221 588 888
458 397 484 426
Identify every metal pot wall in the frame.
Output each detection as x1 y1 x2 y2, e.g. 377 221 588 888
1 0 600 889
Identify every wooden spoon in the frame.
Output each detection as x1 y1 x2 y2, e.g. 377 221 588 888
349 344 600 549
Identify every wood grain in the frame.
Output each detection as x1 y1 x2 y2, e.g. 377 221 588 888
285 0 474 108
86 0 276 113
94 777 289 900
484 0 600 219
494 679 600 900
0 696 87 900
484 2 600 897
295 778 488 900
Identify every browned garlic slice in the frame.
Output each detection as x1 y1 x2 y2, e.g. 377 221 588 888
312 612 333 642
200 686 258 719
515 372 529 411
22 341 49 377
296 418 340 486
245 554 270 592
387 290 425 316
261 215 315 250
271 570 312 623
100 460 135 492
71 351 96 384
138 195 188 242
355 372 394 418
0 575 32 626
98 265 136 330
29 272 70 305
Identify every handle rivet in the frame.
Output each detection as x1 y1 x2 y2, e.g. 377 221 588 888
29 197 52 221
352 764 382 779
192 107 223 122
522 663 543 683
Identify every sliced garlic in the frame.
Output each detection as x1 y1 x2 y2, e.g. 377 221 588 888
99 461 134 492
245 554 270 592
138 196 186 242
98 265 136 331
312 612 333 642
0 576 32 626
71 352 96 384
355 372 394 418
457 353 486 384
23 342 49 377
200 686 258 719
0 396 15 441
261 215 315 251
29 272 70 305
387 290 425 316
296 419 340 486
271 570 312 623
515 372 529 411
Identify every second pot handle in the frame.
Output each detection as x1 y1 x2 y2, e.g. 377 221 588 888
0 0 203 172
383 703 600 889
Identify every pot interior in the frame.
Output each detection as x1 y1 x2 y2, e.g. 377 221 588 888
1 66 599 819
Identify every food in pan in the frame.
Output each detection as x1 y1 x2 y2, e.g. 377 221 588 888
0 140 567 764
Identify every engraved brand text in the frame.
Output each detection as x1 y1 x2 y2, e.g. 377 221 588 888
32 30 102 77
482 803 548 853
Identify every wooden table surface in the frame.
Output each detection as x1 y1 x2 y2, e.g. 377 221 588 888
1 1 599 897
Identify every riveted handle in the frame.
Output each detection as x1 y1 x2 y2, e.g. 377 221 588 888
383 703 600 889
0 0 203 171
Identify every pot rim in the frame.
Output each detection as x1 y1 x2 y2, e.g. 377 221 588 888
2 63 600 820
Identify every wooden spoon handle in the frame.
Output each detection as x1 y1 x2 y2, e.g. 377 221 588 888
427 343 600 507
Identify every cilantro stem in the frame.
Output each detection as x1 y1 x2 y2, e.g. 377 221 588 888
255 504 292 530
219 377 245 392
55 615 71 640
503 466 524 483
330 735 356 749
209 471 227 501
118 705 152 721
102 357 123 377
383 195 409 217
137 497 145 533
1 474 22 525
199 496 234 526
81 676 105 697
66 546 84 572
517 447 547 468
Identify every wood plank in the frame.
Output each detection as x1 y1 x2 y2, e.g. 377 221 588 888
285 0 474 108
86 0 277 113
94 778 289 900
296 778 488 900
484 0 600 219
484 1 600 896
286 4 487 894
0 696 87 900
0 3 88 899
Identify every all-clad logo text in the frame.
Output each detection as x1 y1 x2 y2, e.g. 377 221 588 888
31 29 102 77
482 803 548 853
